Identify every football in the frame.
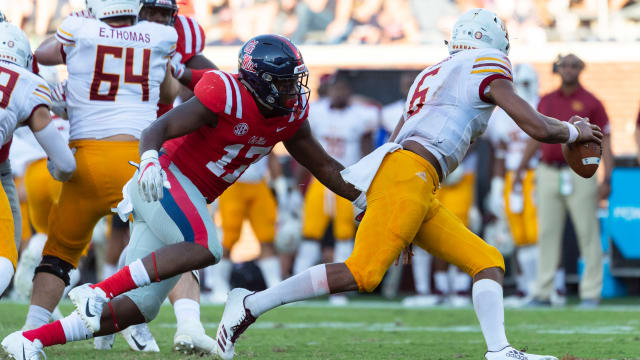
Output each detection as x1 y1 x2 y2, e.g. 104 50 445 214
561 141 602 178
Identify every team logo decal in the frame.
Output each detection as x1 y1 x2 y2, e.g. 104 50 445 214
474 31 483 40
244 40 258 55
234 122 249 136
241 54 256 73
7 40 14 48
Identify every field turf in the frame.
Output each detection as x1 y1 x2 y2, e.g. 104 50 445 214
1 298 639 359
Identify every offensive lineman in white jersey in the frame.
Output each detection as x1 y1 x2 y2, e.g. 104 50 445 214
214 9 601 360
0 22 76 298
21 0 177 339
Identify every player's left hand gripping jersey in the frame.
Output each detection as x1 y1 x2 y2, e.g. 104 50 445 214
309 100 378 167
0 62 53 152
394 48 512 178
161 70 308 202
55 16 177 140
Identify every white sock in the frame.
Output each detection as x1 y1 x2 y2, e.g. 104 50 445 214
434 271 449 295
102 263 117 281
515 273 527 294
411 247 431 295
0 257 14 295
245 264 329 317
257 256 282 288
25 305 52 329
452 268 471 293
61 311 93 341
117 245 129 269
293 240 321 274
333 240 354 263
472 279 509 352
173 298 200 330
129 258 151 287
517 245 538 296
554 268 565 294
210 258 232 294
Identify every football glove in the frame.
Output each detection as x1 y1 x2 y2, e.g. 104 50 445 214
169 52 185 80
134 150 170 202
50 81 68 119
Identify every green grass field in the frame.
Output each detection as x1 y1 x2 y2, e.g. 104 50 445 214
1 299 639 359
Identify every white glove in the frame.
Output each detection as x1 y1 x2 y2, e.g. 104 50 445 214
134 150 170 202
50 81 68 120
352 191 367 210
169 52 186 79
275 211 302 254
47 147 75 182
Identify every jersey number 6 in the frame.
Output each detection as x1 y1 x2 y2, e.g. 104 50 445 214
90 45 150 102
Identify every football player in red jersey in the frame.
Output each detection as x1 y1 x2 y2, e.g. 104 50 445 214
138 0 218 117
1 34 362 359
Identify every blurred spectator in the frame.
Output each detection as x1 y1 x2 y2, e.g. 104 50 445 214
291 0 354 44
518 54 613 308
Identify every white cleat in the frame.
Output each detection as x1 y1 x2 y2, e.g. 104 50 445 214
93 334 115 350
328 294 349 306
1 331 46 360
121 323 159 352
485 346 558 360
448 294 472 308
215 288 257 360
68 284 108 332
173 319 216 355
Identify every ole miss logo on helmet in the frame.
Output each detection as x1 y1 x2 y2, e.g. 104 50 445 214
241 54 256 73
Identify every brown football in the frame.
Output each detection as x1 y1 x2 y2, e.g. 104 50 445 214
561 141 602 178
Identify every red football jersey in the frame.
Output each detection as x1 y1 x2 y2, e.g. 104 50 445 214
174 15 205 65
161 70 309 202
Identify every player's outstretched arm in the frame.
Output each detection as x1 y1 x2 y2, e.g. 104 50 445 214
487 78 603 145
34 36 64 65
284 120 361 202
139 96 218 154
28 106 76 180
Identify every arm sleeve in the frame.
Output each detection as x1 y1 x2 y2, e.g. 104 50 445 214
33 120 75 175
469 49 514 104
193 70 231 115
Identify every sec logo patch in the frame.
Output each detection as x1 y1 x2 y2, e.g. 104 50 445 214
234 122 249 136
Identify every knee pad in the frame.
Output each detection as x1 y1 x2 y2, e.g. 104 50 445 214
34 255 74 286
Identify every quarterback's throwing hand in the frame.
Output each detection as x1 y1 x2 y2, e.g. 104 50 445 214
136 150 170 202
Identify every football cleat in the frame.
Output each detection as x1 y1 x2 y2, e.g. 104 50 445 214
1 331 46 360
215 288 257 360
485 346 558 360
93 334 115 350
121 323 159 352
68 284 108 332
173 319 216 355
328 294 349 306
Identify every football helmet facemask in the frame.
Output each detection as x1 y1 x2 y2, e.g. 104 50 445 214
139 0 178 25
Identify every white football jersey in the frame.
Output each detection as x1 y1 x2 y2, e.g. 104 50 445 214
237 155 269 183
395 48 513 178
56 17 177 140
487 105 539 172
0 62 53 145
309 100 378 167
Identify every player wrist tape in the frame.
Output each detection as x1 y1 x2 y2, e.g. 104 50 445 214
352 191 367 210
563 122 579 143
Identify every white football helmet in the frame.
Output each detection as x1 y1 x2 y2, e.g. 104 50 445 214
85 0 140 20
0 22 32 69
514 64 539 106
448 8 510 55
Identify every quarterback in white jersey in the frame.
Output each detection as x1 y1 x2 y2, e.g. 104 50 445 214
213 8 603 360
20 0 177 333
0 22 75 298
